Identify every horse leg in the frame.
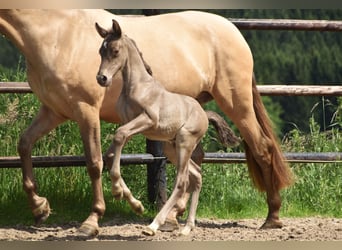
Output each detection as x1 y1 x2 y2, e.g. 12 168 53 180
17 105 65 224
143 131 198 236
76 105 106 237
213 76 292 229
107 113 154 214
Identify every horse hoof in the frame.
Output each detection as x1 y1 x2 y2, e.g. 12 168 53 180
32 198 51 225
142 226 156 236
78 222 99 237
159 218 179 232
260 219 283 229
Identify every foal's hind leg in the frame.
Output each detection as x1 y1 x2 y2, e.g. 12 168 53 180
161 143 204 233
180 159 202 235
143 131 199 236
18 105 65 224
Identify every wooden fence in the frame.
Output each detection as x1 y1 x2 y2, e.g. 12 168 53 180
1 18 342 204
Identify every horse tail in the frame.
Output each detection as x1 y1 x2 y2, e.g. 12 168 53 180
205 110 240 147
244 75 294 191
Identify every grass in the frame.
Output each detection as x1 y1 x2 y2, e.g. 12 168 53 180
0 67 341 226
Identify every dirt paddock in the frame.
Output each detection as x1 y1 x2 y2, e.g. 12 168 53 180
0 217 341 241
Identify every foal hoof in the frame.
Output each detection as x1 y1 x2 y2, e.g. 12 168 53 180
112 187 124 200
180 226 193 236
131 200 144 215
32 197 51 225
142 226 156 236
260 219 283 229
159 218 179 232
78 222 99 237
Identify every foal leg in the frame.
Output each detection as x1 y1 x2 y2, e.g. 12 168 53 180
104 143 144 214
180 159 202 236
108 113 153 214
18 105 65 224
161 143 204 232
143 131 198 236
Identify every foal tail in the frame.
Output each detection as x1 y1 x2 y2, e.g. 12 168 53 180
205 110 240 147
244 75 294 192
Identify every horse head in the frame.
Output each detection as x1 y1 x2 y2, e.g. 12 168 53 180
95 19 125 87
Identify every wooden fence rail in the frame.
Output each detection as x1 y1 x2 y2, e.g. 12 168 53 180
2 82 342 96
1 152 342 169
1 18 341 182
230 18 342 31
1 82 342 168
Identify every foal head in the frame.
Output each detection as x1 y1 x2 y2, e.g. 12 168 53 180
95 19 127 87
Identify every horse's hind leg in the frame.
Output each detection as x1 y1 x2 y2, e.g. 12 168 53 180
18 105 65 225
213 76 291 229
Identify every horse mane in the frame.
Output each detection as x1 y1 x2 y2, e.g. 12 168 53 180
125 35 153 76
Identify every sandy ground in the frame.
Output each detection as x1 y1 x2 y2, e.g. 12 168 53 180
0 217 341 241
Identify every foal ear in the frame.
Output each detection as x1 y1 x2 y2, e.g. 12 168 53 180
95 22 108 38
111 19 122 38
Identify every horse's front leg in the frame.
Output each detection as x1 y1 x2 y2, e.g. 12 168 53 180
76 105 105 237
108 113 154 214
18 105 65 224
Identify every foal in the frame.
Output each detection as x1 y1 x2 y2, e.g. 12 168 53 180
95 19 214 235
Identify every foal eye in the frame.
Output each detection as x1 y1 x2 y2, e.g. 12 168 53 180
112 49 119 57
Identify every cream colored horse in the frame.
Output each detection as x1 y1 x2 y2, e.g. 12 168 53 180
0 10 293 237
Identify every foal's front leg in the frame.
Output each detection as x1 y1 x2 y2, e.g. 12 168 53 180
108 113 153 214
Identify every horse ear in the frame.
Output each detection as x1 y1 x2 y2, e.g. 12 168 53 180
95 22 108 38
112 19 122 38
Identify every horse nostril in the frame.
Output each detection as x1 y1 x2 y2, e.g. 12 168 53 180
96 74 107 85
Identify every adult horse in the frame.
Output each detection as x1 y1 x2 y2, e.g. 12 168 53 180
0 10 293 236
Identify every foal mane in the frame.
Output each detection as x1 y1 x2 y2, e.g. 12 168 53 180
125 35 153 76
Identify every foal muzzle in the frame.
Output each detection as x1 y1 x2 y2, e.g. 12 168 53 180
96 74 108 87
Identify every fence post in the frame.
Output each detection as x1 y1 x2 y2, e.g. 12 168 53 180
146 140 167 209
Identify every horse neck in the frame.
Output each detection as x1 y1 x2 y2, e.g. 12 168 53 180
121 38 154 91
0 10 27 53
0 10 93 65
0 10 62 63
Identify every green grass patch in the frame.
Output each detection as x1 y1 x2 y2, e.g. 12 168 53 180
0 67 341 226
